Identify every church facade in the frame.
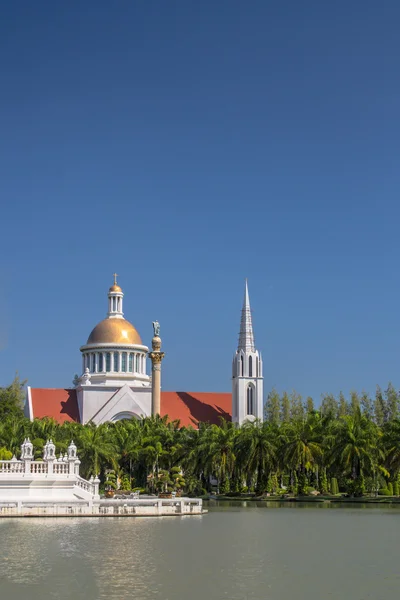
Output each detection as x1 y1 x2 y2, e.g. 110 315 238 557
26 278 263 427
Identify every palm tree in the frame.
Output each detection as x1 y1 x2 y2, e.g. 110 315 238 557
0 416 29 455
197 419 237 493
280 413 323 492
382 419 400 479
235 420 277 494
328 408 379 483
75 423 118 478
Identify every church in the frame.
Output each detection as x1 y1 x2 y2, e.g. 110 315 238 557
25 277 264 428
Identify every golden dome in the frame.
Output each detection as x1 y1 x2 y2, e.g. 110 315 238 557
109 284 122 293
87 318 142 345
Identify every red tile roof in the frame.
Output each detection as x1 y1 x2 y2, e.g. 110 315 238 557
29 388 80 423
28 388 232 428
160 391 232 428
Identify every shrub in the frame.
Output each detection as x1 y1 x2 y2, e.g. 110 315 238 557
0 447 12 460
320 470 328 494
298 473 307 496
379 488 391 496
105 470 117 491
347 476 365 497
330 478 339 495
393 482 399 496
388 482 394 495
289 471 298 495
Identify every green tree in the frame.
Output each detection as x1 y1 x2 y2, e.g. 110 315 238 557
305 397 315 415
350 391 360 416
76 423 118 479
338 392 348 417
385 383 399 422
0 374 26 419
320 394 338 420
280 392 291 422
328 409 378 484
289 391 304 421
360 391 373 420
280 414 322 479
265 389 280 424
374 385 387 426
235 421 277 494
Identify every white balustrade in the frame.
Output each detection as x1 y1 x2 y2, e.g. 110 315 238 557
0 461 25 474
30 462 48 474
53 463 70 475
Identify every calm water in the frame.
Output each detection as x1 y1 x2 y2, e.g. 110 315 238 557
1 502 400 600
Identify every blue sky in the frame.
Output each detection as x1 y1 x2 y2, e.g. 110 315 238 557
1 0 400 403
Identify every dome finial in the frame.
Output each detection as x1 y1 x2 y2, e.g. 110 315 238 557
109 273 122 294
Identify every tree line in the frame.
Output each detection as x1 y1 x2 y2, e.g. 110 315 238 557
1 376 400 497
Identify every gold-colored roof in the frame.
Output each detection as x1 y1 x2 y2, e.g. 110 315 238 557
87 318 142 345
109 284 122 293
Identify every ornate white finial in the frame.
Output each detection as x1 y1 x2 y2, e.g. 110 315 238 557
80 368 91 386
43 440 49 461
24 438 33 459
20 438 27 460
67 440 77 460
47 439 56 460
113 272 118 286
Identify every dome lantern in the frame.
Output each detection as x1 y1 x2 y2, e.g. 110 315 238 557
107 273 124 318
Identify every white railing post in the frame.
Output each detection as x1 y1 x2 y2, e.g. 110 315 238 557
93 475 100 498
67 441 77 476
22 438 34 475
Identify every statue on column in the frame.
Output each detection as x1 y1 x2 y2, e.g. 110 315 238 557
152 320 160 337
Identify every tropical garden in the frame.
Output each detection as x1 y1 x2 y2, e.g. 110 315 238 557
2 375 400 498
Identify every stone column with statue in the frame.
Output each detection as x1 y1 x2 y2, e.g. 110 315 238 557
149 320 165 416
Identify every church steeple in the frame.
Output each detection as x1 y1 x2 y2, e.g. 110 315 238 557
238 279 255 352
232 280 264 425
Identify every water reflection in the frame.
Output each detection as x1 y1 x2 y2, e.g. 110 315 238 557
0 507 399 600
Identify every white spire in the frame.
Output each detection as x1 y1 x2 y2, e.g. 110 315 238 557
238 279 255 352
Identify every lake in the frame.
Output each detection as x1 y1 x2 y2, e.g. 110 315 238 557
1 502 399 599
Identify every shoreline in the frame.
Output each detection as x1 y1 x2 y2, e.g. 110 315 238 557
207 495 400 504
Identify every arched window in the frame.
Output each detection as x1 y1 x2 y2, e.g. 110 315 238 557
98 353 103 372
249 356 253 377
121 352 127 372
113 352 119 372
106 353 111 372
247 385 255 416
128 353 133 372
240 354 244 376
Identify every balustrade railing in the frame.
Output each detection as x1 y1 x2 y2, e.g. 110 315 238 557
76 476 93 494
30 462 48 474
53 463 70 475
0 461 25 474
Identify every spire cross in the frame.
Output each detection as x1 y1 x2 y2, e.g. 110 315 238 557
113 273 118 286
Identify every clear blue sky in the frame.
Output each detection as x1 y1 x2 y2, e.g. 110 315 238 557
1 1 400 403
